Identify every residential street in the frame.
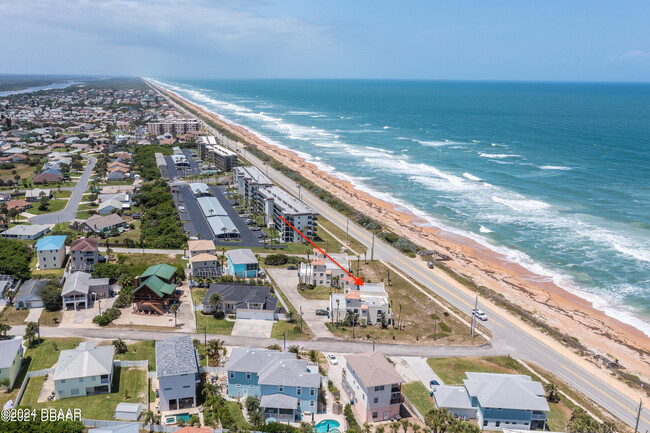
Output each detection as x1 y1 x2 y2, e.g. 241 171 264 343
29 154 97 224
167 101 650 429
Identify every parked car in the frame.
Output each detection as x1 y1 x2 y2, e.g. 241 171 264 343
287 265 297 270
427 261 434 269
429 380 440 387
316 309 329 316
178 205 186 212
472 309 488 321
251 227 261 231
327 354 338 365
257 233 266 238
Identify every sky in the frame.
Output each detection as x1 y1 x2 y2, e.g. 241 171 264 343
1 0 650 81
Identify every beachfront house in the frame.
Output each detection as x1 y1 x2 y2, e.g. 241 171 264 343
342 352 403 423
69 238 100 271
299 249 349 288
226 347 321 421
330 282 391 326
53 342 114 399
155 335 200 412
61 272 111 310
35 235 67 270
226 249 258 278
187 239 217 257
0 338 24 389
132 263 179 315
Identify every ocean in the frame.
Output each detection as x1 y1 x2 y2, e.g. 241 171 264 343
153 78 650 336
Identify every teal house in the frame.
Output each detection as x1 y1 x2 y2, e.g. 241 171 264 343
226 347 321 421
226 249 258 278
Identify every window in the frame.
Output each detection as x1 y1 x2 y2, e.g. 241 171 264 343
79 378 84 382
310 388 315 396
297 387 301 395
310 401 315 407
374 385 384 391
483 421 488 427
250 385 254 388
373 398 378 404
183 385 191 389
164 387 172 391
372 412 378 419
495 422 500 427
279 385 284 392
497 408 502 411
246 373 251 379
92 376 96 381
230 372 234 378
71 389 79 396
236 384 241 388
181 373 188 376
61 379 65 384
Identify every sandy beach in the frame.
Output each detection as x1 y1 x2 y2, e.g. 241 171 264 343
151 83 650 381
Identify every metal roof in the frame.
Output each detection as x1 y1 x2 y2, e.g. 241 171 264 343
35 235 67 251
53 342 114 381
226 248 257 265
463 372 550 412
0 338 23 369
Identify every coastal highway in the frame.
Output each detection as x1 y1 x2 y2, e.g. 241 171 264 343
154 82 650 430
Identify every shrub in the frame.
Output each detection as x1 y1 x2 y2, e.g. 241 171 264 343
93 307 121 326
213 311 225 320
344 404 360 431
264 254 289 266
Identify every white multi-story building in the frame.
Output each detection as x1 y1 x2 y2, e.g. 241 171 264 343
330 282 391 326
35 235 67 270
198 136 238 172
256 186 318 242
299 249 349 287
233 166 273 205
156 336 200 412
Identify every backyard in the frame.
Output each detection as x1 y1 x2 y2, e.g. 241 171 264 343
401 381 435 415
20 366 147 420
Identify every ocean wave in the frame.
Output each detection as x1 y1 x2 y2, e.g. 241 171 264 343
383 125 392 129
417 139 456 147
540 165 572 170
479 226 493 233
365 146 395 154
491 196 551 212
462 172 482 181
479 153 520 158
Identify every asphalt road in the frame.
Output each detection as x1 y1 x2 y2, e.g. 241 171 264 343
157 83 650 429
29 154 97 224
164 149 202 181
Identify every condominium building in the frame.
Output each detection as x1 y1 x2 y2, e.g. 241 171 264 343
256 186 317 242
146 118 200 135
233 166 273 204
299 249 349 287
198 136 238 172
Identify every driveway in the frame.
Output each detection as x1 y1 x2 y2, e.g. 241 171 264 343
30 154 97 224
266 267 332 339
24 307 43 323
232 319 273 338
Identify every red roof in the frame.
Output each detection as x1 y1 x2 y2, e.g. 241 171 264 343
70 238 99 251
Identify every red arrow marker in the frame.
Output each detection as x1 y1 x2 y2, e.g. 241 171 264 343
277 215 363 286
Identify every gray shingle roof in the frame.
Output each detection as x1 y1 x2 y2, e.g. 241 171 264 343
62 272 108 296
258 359 320 388
14 279 47 304
1 224 50 237
155 335 199 378
463 372 549 412
227 347 294 373
53 342 114 380
202 284 277 311
0 338 23 369
345 352 403 388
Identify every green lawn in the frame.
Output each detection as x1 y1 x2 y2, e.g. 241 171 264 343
53 190 72 198
0 362 29 407
317 216 367 255
196 312 235 335
0 164 38 182
271 320 311 341
78 202 98 210
114 340 156 371
547 401 571 431
76 210 92 219
31 198 69 214
39 310 62 327
297 285 331 300
25 338 83 371
20 367 147 419
402 381 434 415
225 400 252 430
426 356 527 385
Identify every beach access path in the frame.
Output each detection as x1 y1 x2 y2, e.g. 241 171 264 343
153 82 650 430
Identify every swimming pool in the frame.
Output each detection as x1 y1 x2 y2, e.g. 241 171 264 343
314 420 340 433
165 413 192 424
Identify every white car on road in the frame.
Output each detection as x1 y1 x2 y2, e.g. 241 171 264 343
327 354 338 365
472 309 488 321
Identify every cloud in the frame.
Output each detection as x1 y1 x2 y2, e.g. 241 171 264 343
0 0 335 75
613 49 650 61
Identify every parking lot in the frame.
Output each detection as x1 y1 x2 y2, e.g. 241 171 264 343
164 149 202 180
173 184 264 247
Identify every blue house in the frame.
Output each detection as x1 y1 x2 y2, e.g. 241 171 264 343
226 249 258 278
434 372 549 431
35 235 67 270
226 347 321 421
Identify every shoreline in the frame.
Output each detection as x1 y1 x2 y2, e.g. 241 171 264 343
150 81 650 378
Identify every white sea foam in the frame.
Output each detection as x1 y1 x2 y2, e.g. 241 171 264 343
152 78 650 337
365 146 394 154
540 165 573 171
479 226 493 233
479 153 520 158
463 172 482 181
417 140 455 147
383 126 392 129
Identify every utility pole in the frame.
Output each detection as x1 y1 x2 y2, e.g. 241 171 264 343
283 331 286 351
346 219 349 245
372 341 375 352
635 399 643 433
37 318 40 345
371 233 374 261
398 304 402 331
204 326 207 346
387 269 391 286
471 296 478 338
433 309 437 341
300 306 303 332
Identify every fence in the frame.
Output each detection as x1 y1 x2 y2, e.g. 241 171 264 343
83 418 226 433
15 368 54 405
115 360 149 368
200 366 226 376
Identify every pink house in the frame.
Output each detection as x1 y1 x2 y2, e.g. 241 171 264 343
342 352 404 423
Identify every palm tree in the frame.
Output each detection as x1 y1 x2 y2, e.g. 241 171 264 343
25 321 38 345
205 338 226 367
363 423 372 433
248 408 265 428
411 424 421 433
390 422 400 433
112 338 128 354
378 311 388 329
245 395 260 412
0 323 11 339
400 419 410 433
376 427 385 433
170 303 180 327
544 382 561 403
208 292 223 312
